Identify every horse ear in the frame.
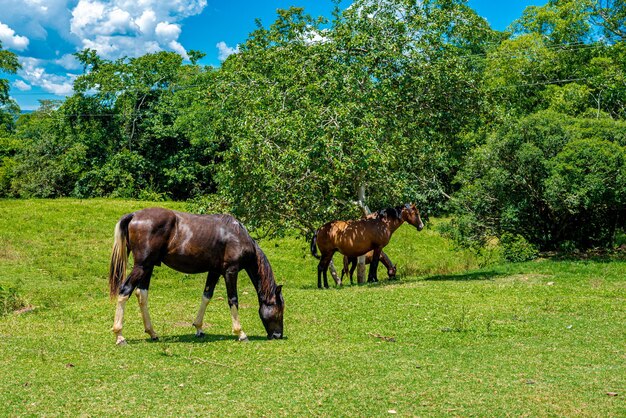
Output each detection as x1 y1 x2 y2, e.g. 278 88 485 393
276 285 284 305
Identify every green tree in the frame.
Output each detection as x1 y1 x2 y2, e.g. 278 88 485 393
487 0 626 119
70 49 214 199
9 100 87 197
0 40 20 132
451 111 626 250
208 1 498 235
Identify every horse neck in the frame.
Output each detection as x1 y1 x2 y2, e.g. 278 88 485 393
383 214 405 234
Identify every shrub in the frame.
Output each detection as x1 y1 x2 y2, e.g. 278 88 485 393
451 111 626 251
500 233 538 262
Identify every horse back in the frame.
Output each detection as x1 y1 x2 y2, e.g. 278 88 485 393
128 208 254 274
318 217 390 257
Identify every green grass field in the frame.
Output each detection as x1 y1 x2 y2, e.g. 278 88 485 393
0 199 624 416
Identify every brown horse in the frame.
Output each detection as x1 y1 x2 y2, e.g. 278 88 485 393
109 207 284 345
311 204 424 288
341 250 396 285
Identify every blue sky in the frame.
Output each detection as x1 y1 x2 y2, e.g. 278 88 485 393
0 0 546 110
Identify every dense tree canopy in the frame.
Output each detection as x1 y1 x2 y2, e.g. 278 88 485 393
1 0 625 251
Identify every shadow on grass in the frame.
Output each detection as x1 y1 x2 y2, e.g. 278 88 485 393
423 271 501 282
127 333 273 344
300 276 418 290
298 270 502 289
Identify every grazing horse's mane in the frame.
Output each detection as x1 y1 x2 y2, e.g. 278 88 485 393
252 239 278 302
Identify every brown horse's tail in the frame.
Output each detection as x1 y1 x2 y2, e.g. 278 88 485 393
310 229 320 259
109 213 133 299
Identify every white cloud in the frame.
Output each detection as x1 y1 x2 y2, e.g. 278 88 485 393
18 56 75 96
216 41 239 61
136 10 157 35
70 1 106 37
0 1 72 41
168 40 188 60
68 0 207 59
54 53 81 70
0 0 207 105
155 21 181 41
13 79 31 91
0 21 29 50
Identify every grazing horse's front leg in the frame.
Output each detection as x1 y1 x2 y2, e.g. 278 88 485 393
367 248 383 283
193 271 220 338
224 267 248 342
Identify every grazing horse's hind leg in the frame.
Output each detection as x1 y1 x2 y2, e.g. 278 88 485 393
112 264 153 345
135 288 158 341
317 254 333 289
224 266 248 342
193 271 220 338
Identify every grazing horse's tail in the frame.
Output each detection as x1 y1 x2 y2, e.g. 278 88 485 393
310 229 320 259
109 213 134 299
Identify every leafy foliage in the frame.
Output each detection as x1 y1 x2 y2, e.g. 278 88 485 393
500 233 539 262
452 111 626 250
1 0 625 252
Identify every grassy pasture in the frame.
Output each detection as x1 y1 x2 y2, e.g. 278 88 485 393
0 199 624 416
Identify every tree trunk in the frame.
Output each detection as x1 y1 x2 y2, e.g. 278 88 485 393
356 184 370 284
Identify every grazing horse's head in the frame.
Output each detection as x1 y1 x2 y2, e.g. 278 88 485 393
260 285 284 339
401 203 424 231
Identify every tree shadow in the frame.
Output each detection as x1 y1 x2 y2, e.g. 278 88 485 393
299 271 502 289
423 271 501 282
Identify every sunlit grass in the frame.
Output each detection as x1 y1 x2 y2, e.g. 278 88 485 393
0 199 624 416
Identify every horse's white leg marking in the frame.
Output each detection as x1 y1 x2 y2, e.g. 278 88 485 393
135 289 158 340
329 259 341 285
193 296 211 337
230 305 248 341
112 295 130 345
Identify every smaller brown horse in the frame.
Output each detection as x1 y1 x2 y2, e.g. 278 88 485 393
311 204 424 288
341 250 396 285
109 207 284 345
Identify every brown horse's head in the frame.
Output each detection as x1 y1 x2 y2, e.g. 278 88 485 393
401 203 424 231
260 285 284 339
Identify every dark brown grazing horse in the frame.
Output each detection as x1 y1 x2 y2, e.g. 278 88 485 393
341 250 396 285
109 207 284 345
311 204 424 288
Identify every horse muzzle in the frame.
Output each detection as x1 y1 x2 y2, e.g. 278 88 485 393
268 332 283 340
